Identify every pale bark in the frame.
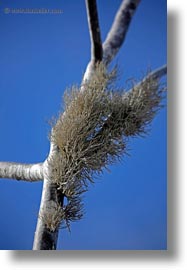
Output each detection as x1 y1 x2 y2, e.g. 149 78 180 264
33 179 63 250
126 64 167 95
0 0 166 250
0 0 142 183
33 0 166 250
0 162 43 181
103 0 141 64
33 0 148 250
91 65 167 142
141 65 167 82
33 143 64 250
33 0 103 249
83 0 141 83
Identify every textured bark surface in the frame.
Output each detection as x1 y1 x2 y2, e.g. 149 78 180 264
33 179 64 250
83 0 140 83
0 162 43 181
33 143 65 250
103 0 140 64
0 0 167 250
32 0 152 250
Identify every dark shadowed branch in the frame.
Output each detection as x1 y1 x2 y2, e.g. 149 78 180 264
83 0 140 83
85 0 102 62
83 0 103 84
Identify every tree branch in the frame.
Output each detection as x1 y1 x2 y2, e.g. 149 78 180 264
32 1 166 250
126 65 167 95
137 64 167 85
33 0 103 247
103 0 141 64
33 180 64 250
83 0 140 83
94 65 167 139
0 162 43 182
33 143 64 250
85 0 102 62
82 0 102 85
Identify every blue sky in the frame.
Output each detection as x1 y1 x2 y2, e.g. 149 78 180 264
0 0 166 250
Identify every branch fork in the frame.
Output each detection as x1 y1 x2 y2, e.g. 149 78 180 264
0 0 167 250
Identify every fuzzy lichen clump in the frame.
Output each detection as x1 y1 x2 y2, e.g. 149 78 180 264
48 63 165 231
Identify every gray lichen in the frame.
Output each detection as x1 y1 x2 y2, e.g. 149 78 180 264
47 63 165 231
